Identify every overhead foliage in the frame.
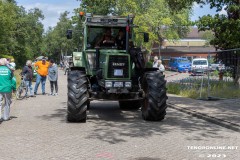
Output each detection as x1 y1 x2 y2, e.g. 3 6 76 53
77 0 115 15
0 0 44 67
78 0 192 52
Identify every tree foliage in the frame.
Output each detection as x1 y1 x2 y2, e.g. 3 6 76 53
0 1 44 67
42 11 74 62
78 0 192 52
78 0 115 15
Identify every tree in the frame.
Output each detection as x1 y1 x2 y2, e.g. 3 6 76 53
77 0 115 15
0 1 44 67
167 0 240 84
77 0 192 53
42 11 74 62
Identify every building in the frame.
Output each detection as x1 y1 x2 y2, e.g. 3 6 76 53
151 27 216 65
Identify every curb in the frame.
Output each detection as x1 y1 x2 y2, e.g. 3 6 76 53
167 102 240 132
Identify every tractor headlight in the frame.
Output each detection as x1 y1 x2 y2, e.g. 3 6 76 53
105 82 113 88
125 82 132 88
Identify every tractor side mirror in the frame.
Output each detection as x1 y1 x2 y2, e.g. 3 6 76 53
144 33 149 42
66 29 72 39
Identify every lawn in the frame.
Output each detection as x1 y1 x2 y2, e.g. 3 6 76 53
167 78 240 99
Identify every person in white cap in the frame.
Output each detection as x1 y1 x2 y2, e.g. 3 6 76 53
0 58 16 121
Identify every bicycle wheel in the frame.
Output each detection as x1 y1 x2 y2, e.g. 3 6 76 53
16 86 26 100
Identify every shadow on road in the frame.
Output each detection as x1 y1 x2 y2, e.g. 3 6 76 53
36 100 229 144
84 101 227 144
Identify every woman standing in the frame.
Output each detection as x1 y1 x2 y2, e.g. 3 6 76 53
48 59 58 95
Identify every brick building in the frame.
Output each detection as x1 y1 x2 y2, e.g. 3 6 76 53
151 27 216 65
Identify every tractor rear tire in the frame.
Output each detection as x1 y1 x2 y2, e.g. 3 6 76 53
141 71 168 121
119 100 142 110
67 70 88 122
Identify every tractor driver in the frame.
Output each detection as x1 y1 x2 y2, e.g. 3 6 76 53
95 28 115 47
115 29 126 49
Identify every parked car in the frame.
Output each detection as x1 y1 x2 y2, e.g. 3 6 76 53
210 61 225 71
191 58 209 75
169 57 191 72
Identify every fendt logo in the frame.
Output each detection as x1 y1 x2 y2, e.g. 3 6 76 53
112 62 125 66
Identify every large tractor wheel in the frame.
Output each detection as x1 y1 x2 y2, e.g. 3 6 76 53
119 100 142 110
141 71 168 121
67 70 88 122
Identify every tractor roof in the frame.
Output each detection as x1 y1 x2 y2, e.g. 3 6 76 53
85 13 134 27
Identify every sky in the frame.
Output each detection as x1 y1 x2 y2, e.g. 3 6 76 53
15 0 80 30
15 0 227 31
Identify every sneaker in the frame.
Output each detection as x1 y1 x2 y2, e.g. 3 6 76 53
30 95 36 97
48 93 53 96
34 92 37 95
3 117 11 121
42 92 45 95
55 93 58 96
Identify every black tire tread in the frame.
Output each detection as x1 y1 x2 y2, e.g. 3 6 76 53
67 70 88 122
142 71 168 121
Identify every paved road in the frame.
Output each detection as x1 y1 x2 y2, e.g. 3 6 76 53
164 71 190 82
0 70 239 160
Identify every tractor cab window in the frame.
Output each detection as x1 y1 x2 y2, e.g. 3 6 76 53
87 27 126 50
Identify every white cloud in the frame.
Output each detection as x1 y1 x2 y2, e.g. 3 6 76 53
20 2 79 31
192 2 201 9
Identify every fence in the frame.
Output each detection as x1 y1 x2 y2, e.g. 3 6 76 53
167 48 240 100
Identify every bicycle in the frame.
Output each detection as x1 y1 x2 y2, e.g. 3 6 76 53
16 75 27 100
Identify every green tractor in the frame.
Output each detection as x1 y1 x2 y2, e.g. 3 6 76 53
66 13 167 122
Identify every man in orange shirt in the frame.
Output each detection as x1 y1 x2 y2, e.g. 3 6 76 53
34 57 49 95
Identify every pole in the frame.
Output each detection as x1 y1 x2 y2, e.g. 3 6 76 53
207 51 210 99
158 43 161 59
125 15 129 53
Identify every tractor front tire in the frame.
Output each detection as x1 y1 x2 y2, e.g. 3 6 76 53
119 100 142 110
67 70 88 122
141 71 168 121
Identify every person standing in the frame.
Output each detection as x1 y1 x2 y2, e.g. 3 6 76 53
34 57 49 95
64 60 69 75
9 58 16 70
60 61 63 70
153 56 159 68
158 60 165 72
22 60 35 97
0 58 16 121
115 29 126 49
48 59 58 96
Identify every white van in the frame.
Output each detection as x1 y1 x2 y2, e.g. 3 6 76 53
191 58 209 75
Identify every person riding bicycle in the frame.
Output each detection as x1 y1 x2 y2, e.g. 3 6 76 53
0 58 16 121
22 60 35 97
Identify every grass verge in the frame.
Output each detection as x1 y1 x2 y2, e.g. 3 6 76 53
167 79 240 99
